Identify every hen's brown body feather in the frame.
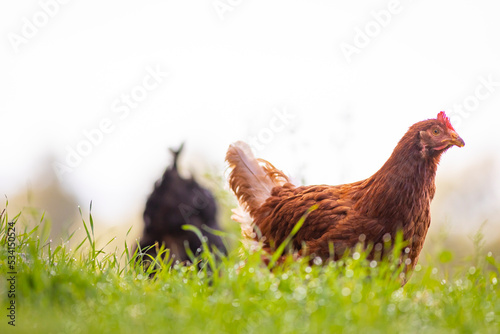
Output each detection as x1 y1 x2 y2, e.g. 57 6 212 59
226 113 464 267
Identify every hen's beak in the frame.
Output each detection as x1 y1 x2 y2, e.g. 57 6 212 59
448 130 465 147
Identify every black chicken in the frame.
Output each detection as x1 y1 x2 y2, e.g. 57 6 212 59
137 144 226 265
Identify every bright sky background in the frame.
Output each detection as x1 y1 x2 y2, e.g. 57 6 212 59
1 1 499 234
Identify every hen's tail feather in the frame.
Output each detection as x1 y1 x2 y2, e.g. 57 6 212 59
226 141 289 219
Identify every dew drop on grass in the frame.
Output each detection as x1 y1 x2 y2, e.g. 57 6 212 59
492 277 497 285
398 299 412 313
426 296 435 307
351 291 362 303
127 304 146 318
282 273 288 280
313 257 323 266
468 266 476 275
341 287 351 296
431 267 438 275
353 252 360 260
306 300 318 314
370 260 377 268
482 301 492 309
485 312 495 323
391 288 404 302
383 233 391 243
345 269 354 278
414 264 422 272
284 310 298 323
305 266 312 273
293 287 307 301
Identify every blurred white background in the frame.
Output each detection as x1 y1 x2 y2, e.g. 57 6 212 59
1 1 499 245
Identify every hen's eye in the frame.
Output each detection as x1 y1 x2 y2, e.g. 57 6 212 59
432 128 440 136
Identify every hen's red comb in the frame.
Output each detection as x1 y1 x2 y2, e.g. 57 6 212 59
437 111 455 131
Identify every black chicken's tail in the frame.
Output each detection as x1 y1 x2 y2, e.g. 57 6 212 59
169 142 184 170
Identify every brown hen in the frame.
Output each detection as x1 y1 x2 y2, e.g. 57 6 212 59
226 112 464 268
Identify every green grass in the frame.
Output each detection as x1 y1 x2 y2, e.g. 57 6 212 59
1 204 499 334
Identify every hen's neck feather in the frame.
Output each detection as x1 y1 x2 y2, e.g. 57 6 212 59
355 128 442 224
